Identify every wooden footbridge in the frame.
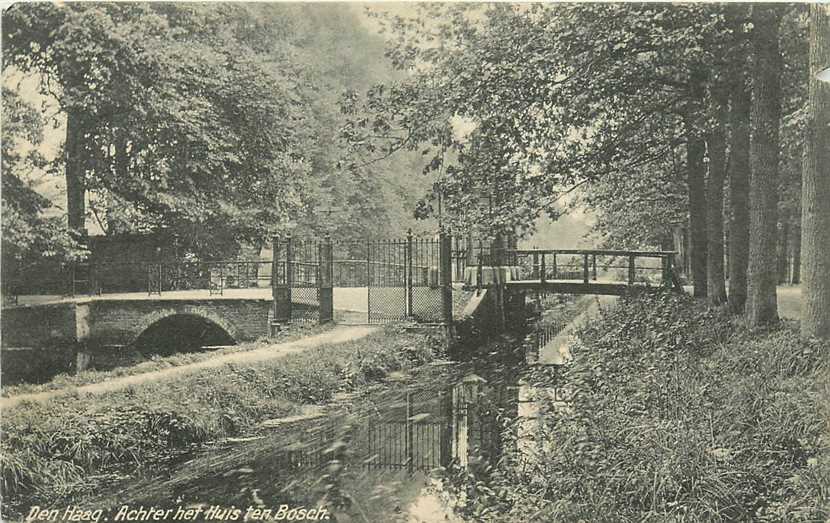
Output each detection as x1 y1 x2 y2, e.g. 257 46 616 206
500 248 683 295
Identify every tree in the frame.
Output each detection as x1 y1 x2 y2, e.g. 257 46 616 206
746 5 786 327
727 68 752 313
800 4 830 339
705 81 729 304
2 3 314 255
1 86 87 294
344 5 729 242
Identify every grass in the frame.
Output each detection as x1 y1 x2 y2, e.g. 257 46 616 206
441 291 830 522
0 324 445 518
1 322 333 397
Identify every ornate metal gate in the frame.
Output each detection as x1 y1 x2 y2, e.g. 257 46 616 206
271 232 452 326
329 234 449 325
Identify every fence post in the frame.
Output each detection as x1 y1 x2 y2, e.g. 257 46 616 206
552 253 558 280
440 229 453 325
592 254 597 281
628 254 636 285
407 229 414 318
540 252 546 285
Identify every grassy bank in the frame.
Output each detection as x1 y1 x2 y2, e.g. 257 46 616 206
2 323 333 397
443 291 830 522
0 324 444 517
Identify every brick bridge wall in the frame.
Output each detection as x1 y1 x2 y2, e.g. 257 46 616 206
1 303 79 347
1 298 272 349
87 299 272 346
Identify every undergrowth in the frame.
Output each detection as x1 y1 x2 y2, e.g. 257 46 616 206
0 324 443 515
441 291 830 522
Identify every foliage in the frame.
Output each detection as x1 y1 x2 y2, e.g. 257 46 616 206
439 291 830 521
1 86 86 265
2 3 437 258
342 4 808 248
342 4 712 234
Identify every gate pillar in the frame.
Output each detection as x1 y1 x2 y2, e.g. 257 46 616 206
318 234 334 324
271 235 291 332
439 229 453 325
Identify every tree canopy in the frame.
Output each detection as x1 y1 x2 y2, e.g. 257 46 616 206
2 3 437 262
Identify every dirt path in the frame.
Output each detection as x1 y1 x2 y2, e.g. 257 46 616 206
1 325 376 410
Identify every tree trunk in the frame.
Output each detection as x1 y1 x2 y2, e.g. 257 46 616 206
686 72 708 299
706 85 728 305
65 109 86 234
777 214 789 284
746 5 784 327
800 4 830 339
727 53 752 314
791 219 801 285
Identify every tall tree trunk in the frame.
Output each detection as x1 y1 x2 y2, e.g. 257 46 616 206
706 85 728 305
686 72 708 299
790 219 801 284
801 4 830 339
777 213 789 284
746 5 784 327
65 109 86 234
727 56 752 314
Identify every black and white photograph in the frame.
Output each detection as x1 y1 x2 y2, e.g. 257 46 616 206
1 2 829 521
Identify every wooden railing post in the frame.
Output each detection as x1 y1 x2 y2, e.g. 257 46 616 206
532 251 539 279
592 254 597 281
583 254 589 284
662 253 676 288
628 255 636 285
540 252 546 285
552 253 558 280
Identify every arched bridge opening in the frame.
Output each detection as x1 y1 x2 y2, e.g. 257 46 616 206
131 313 236 355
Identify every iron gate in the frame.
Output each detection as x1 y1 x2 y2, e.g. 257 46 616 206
272 233 451 326
330 237 444 324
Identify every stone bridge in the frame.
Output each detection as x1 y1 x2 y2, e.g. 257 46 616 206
1 295 272 350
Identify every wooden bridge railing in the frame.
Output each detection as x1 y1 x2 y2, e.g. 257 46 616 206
493 249 682 291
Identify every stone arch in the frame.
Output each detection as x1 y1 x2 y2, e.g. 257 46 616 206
129 307 241 349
